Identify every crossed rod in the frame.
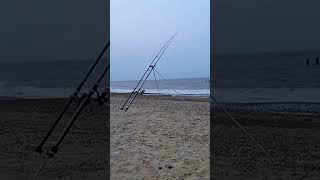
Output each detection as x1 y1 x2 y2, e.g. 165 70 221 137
34 41 110 176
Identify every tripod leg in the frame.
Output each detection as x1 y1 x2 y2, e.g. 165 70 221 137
152 69 160 95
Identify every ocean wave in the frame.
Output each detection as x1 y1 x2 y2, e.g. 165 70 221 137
110 88 210 97
3 84 320 103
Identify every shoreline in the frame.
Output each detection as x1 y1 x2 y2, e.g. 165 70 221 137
0 97 109 179
6 92 320 104
2 94 320 113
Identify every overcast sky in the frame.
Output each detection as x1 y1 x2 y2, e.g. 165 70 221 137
0 0 318 57
2 1 318 79
0 0 108 61
111 0 210 81
213 0 320 53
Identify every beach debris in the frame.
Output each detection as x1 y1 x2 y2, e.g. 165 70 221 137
120 33 178 111
33 42 110 177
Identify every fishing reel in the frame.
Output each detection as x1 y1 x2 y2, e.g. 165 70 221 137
71 92 90 108
71 89 109 107
71 92 81 105
94 88 109 106
33 42 110 177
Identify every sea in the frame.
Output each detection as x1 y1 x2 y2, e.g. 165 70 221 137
1 51 320 102
111 78 210 97
0 60 109 98
212 51 320 102
0 59 209 98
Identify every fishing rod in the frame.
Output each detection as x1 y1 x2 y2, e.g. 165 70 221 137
34 62 110 177
124 36 176 110
121 33 177 111
35 41 110 154
152 69 160 95
120 33 176 110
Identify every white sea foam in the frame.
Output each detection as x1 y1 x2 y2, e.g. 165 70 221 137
2 85 320 103
110 88 210 97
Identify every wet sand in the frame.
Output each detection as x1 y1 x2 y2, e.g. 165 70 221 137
0 98 109 179
212 103 320 179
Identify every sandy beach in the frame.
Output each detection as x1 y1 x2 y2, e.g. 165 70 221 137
0 98 109 179
0 93 210 179
2 93 320 179
212 102 320 179
110 93 210 179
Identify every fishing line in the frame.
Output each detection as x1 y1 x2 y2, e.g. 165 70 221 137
152 69 160 95
211 96 275 163
153 68 185 101
153 68 274 163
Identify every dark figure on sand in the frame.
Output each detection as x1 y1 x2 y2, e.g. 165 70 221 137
306 58 310 66
140 89 145 95
316 57 319 65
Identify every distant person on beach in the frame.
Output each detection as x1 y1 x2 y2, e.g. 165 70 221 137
306 58 310 66
316 57 319 65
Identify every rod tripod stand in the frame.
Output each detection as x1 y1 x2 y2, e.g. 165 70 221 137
33 42 110 176
121 33 177 111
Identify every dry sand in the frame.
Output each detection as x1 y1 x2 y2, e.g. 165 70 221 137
110 94 210 179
